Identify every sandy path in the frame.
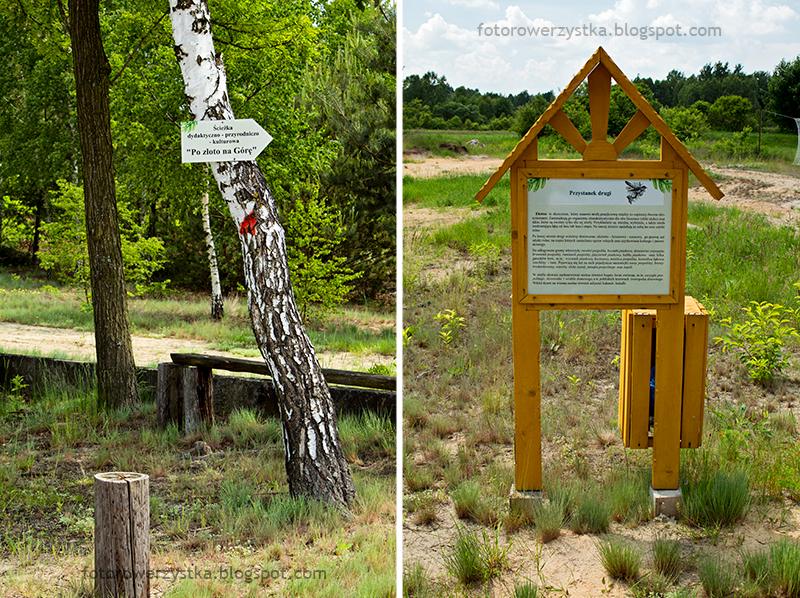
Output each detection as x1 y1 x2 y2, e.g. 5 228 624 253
403 155 503 178
0 322 392 372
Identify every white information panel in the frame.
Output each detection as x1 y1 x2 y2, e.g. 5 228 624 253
180 119 272 163
527 178 672 296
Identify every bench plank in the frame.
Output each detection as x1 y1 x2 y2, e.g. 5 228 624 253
170 353 396 391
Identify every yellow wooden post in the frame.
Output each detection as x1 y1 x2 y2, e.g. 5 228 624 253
651 140 688 490
511 148 542 492
512 307 541 491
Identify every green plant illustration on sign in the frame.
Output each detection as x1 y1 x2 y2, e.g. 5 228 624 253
650 179 672 194
528 177 548 193
181 121 199 133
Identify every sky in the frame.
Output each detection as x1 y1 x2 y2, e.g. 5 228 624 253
402 0 800 95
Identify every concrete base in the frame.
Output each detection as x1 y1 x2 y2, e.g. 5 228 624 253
509 485 543 518
650 486 682 518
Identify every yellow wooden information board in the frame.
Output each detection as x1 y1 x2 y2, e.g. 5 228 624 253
477 47 723 494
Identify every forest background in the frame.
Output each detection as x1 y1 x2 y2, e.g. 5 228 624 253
0 0 396 317
403 57 800 144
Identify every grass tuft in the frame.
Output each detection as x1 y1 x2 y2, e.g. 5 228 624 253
596 536 642 582
651 534 682 580
699 555 738 598
530 500 564 543
681 469 751 527
513 580 539 598
570 490 612 535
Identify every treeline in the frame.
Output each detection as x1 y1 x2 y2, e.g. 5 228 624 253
404 58 800 138
0 0 395 306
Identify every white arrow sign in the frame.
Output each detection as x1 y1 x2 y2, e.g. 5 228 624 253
180 119 272 163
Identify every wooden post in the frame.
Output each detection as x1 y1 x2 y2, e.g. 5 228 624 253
652 140 688 490
156 363 213 433
511 156 542 493
94 472 149 598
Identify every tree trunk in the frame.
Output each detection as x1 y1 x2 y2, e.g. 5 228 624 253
201 170 224 319
69 0 139 408
169 0 356 510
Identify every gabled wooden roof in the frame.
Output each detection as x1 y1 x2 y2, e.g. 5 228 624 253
475 47 724 202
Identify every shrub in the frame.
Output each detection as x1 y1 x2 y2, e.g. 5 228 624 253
708 95 756 131
712 126 759 159
659 105 708 141
715 301 798 384
284 195 361 320
37 180 169 306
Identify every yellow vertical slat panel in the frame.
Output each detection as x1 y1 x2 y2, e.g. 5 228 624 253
629 312 653 450
619 309 632 444
681 297 708 448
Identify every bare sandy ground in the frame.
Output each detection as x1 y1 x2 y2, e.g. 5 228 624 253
403 155 503 179
0 321 392 372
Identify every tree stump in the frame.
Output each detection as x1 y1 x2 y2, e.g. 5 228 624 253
94 472 150 598
156 363 213 433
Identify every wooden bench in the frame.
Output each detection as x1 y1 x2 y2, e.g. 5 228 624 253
156 353 396 433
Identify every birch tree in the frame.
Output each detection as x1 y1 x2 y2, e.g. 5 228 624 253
200 169 224 319
168 0 356 510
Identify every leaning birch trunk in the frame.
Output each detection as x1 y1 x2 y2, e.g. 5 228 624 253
201 170 224 319
169 0 356 510
94 472 149 598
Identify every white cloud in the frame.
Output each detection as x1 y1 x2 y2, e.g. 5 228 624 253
402 1 800 94
442 0 500 9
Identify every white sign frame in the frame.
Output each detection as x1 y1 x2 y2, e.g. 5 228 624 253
180 119 272 163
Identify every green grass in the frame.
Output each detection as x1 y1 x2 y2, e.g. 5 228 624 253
403 172 509 208
699 555 738 598
770 538 800 598
570 490 613 535
513 581 540 598
686 202 800 321
651 535 682 580
529 499 564 543
0 379 395 597
403 130 520 159
605 467 652 525
442 525 509 586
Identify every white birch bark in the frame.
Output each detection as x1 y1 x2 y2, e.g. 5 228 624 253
169 0 356 509
201 170 224 319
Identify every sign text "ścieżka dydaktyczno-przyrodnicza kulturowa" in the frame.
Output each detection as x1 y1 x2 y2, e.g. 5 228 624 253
180 119 272 163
